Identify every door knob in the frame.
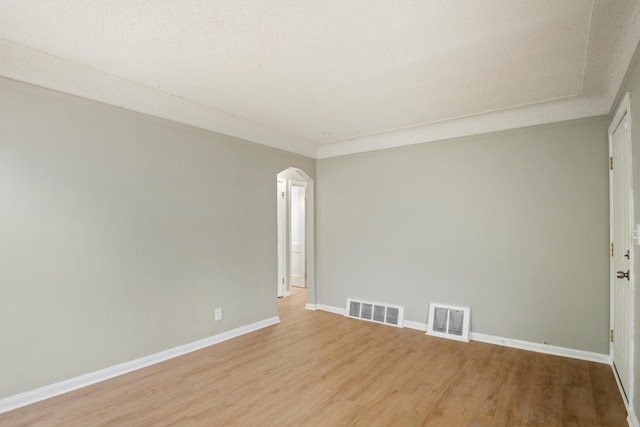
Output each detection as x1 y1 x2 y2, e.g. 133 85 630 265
617 270 630 280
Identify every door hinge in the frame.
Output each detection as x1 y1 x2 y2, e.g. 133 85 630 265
281 192 285 199
611 242 615 257
610 329 614 343
610 157 614 170
282 278 284 284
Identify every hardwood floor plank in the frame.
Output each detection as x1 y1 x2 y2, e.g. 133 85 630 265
0 291 627 426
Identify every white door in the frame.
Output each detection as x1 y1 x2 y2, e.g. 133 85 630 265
289 183 306 288
277 179 287 297
610 93 633 401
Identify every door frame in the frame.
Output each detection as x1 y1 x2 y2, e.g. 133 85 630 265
277 178 287 297
609 91 635 409
288 179 306 288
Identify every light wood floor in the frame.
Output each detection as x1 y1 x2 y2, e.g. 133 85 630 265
0 291 628 426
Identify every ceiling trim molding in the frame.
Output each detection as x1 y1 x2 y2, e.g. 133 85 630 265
0 38 317 158
315 95 609 159
2 0 640 162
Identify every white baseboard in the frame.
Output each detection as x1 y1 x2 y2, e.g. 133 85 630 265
0 316 280 415
403 320 427 331
316 304 344 315
304 303 317 311
606 363 637 427
315 305 610 364
469 332 610 364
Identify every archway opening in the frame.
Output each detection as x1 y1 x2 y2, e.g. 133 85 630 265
276 167 315 308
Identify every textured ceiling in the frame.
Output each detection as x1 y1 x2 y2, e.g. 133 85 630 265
1 1 640 158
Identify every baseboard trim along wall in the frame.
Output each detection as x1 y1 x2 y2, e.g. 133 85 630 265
316 304 344 315
469 332 610 364
0 316 280 414
629 409 640 427
403 320 428 331
315 305 610 365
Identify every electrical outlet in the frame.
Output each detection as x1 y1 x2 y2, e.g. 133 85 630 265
215 307 223 321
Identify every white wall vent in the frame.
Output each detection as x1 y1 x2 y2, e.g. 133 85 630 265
426 303 470 342
345 298 404 328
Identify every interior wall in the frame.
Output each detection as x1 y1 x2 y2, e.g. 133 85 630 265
0 78 315 399
316 118 610 354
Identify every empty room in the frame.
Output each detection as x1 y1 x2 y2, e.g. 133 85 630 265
1 1 640 426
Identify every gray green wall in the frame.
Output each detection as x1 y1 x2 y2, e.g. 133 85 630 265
316 118 610 354
0 78 314 399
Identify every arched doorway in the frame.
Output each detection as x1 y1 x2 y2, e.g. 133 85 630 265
277 167 315 307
